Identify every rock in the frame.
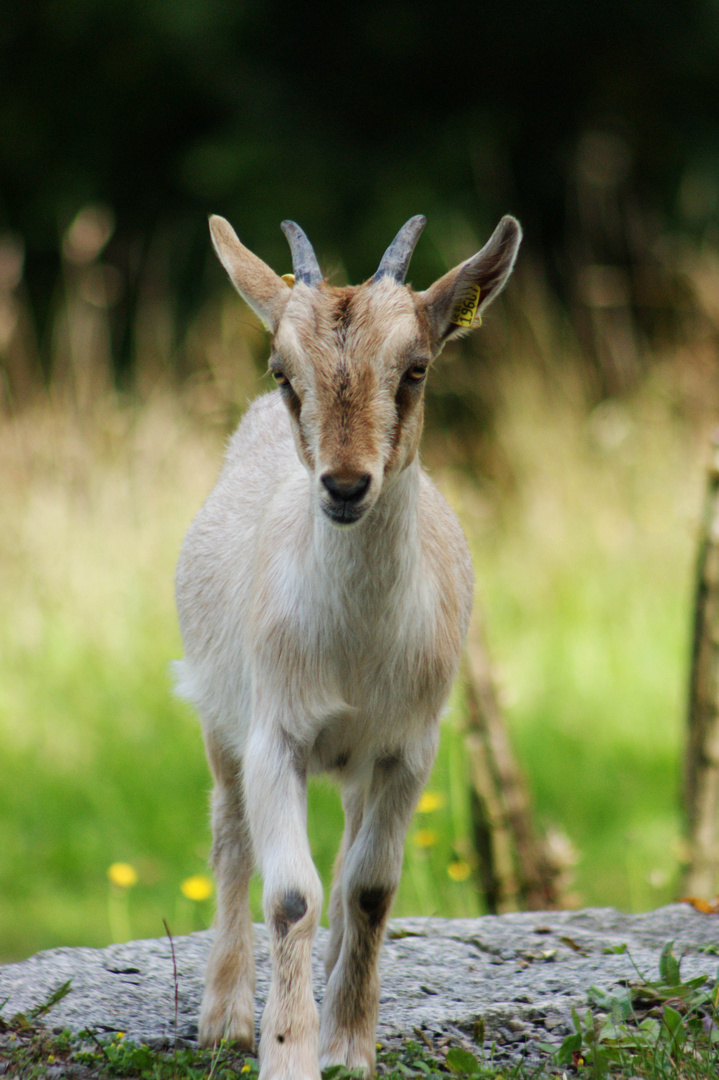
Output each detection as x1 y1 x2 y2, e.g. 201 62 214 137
1 905 718 1069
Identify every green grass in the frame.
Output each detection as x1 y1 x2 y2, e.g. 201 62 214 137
463 370 703 912
0 365 709 962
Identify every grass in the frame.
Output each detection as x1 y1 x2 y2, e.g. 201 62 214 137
463 367 705 912
0 356 711 962
0 398 220 958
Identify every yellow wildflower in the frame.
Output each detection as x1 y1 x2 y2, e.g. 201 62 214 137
417 791 445 814
241 1064 252 1073
447 860 471 882
181 874 214 901
412 829 438 848
107 862 138 888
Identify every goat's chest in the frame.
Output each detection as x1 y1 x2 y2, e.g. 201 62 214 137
253 553 462 723
301 595 444 773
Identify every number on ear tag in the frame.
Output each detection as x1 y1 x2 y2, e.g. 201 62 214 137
451 284 481 328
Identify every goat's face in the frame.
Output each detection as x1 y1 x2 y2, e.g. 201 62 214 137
270 279 432 525
209 212 522 526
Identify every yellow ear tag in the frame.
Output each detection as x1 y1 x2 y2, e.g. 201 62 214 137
451 283 481 328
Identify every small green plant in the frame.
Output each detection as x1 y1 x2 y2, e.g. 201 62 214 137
553 941 719 1076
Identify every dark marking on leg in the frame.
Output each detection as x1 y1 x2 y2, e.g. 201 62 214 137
273 889 308 937
326 915 380 1026
358 886 392 931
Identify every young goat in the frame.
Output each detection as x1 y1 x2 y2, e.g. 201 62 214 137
174 212 521 1080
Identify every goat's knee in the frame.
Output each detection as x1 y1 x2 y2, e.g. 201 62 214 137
270 885 320 940
354 884 394 931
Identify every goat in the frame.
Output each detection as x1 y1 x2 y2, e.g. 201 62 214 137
174 211 521 1080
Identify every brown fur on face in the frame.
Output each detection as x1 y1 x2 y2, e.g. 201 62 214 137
269 279 433 521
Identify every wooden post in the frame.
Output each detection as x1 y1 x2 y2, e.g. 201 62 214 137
684 431 719 898
462 617 562 912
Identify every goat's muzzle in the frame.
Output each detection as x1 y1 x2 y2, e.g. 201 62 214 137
320 472 372 525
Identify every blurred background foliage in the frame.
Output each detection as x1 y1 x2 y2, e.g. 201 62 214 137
3 0 719 406
2 0 719 961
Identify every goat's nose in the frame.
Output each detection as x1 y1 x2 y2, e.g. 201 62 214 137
321 472 371 504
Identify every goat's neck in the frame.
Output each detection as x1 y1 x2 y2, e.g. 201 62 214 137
312 460 421 591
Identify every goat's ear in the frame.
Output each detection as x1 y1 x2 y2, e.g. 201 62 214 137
419 216 522 348
209 215 291 332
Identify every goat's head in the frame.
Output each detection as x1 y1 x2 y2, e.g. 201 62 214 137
210 212 522 526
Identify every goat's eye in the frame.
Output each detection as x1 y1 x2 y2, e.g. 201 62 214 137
272 369 290 387
403 364 427 384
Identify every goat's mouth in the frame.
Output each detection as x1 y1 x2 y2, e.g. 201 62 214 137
320 501 367 526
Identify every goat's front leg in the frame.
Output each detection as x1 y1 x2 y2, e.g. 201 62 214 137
244 723 323 1080
319 752 432 1075
199 731 256 1048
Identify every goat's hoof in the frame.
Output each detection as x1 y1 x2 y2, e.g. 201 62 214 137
319 1030 375 1076
198 991 255 1050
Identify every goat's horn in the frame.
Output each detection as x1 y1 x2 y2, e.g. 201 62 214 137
280 221 323 287
373 215 427 284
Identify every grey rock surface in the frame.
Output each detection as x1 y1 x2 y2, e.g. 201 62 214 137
2 905 718 1068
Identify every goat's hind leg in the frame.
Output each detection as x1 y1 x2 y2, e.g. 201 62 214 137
319 754 431 1075
325 785 365 982
199 730 256 1049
